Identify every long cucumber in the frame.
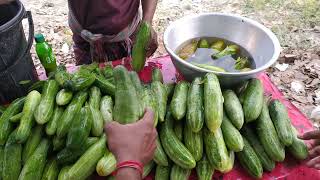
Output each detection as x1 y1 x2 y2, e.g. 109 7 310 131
204 73 223 133
56 91 88 138
160 112 195 169
34 80 59 124
186 77 204 132
16 90 41 143
0 97 25 145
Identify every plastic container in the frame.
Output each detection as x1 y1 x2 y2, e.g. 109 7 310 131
35 34 57 75
0 1 38 104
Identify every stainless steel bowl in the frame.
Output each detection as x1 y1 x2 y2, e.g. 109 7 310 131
163 13 281 87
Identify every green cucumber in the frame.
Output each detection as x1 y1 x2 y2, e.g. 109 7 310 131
103 65 113 79
241 125 275 171
19 139 50 180
203 127 229 172
204 73 223 133
46 106 64 136
174 121 183 141
67 69 95 92
288 126 308 160
256 98 285 162
94 74 116 96
56 91 88 138
170 164 191 180
221 151 235 173
160 112 196 169
22 126 43 164
198 39 209 48
184 124 203 161
0 97 25 145
79 63 98 72
56 89 73 106
170 81 189 120
210 40 225 51
223 90 244 129
165 83 175 100
67 135 106 180
196 155 214 180
143 161 155 178
88 86 104 136
34 80 59 124
16 90 41 143
100 96 113 124
3 130 22 180
113 65 140 124
186 77 204 133
56 137 99 165
129 71 144 118
152 68 164 83
269 99 294 146
9 112 23 123
154 136 169 166
54 65 72 89
57 166 71 180
96 151 117 176
41 159 59 180
155 165 171 180
66 107 92 149
236 137 263 179
141 88 158 126
132 22 151 72
151 81 168 122
221 114 244 152
89 103 104 137
243 79 264 122
89 86 101 109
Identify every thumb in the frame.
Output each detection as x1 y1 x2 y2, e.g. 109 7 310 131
140 108 155 126
104 121 119 134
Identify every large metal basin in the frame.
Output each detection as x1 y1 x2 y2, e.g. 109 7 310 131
163 13 281 87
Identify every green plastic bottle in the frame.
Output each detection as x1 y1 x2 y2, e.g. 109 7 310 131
35 34 57 75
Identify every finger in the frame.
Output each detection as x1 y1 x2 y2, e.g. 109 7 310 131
308 140 320 150
140 108 155 127
309 146 320 158
306 156 320 167
298 130 320 140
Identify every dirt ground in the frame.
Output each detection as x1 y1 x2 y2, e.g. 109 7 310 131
20 0 320 123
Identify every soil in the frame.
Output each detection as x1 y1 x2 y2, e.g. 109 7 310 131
20 0 320 124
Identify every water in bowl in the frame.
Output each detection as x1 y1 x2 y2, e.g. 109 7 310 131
176 37 255 72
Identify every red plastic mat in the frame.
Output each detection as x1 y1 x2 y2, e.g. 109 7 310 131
38 55 320 180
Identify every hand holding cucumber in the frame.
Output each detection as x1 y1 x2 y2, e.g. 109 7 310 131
299 130 320 169
104 108 157 165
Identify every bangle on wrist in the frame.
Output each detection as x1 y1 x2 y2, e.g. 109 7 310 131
112 160 143 176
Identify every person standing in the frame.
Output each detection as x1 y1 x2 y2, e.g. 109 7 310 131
68 0 159 65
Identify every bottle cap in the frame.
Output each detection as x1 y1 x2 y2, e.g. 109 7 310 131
35 34 45 43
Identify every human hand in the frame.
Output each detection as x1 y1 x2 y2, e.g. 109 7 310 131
299 130 320 169
104 108 157 165
145 24 158 57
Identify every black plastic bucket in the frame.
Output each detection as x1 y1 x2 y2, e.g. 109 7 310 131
0 1 38 104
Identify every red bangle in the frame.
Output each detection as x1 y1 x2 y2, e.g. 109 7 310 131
112 160 143 176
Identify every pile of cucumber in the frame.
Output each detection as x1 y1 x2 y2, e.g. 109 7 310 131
0 63 308 180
